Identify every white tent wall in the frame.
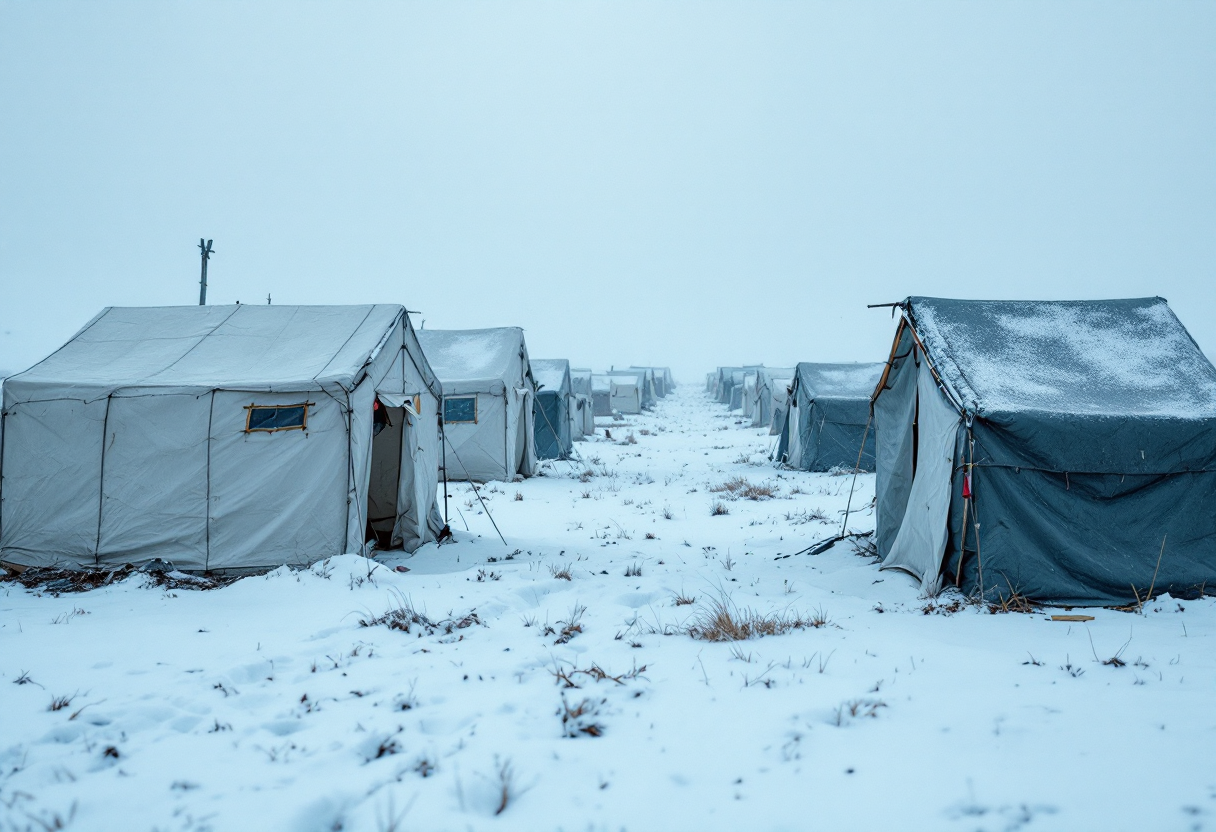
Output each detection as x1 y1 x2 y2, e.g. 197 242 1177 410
1 397 111 565
784 397 803 468
741 373 758 420
417 328 536 484
609 377 642 414
873 325 920 562
389 331 445 550
442 391 509 482
768 377 793 434
579 395 595 435
0 305 444 572
877 358 962 596
509 387 538 478
94 394 209 566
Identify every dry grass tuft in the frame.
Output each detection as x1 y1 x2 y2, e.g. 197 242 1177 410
360 591 482 635
710 501 729 517
624 562 642 577
549 563 573 581
552 660 647 688
3 564 236 595
710 476 777 501
987 580 1037 614
685 596 828 642
49 693 75 712
834 698 887 725
493 757 516 814
559 696 605 738
553 604 586 644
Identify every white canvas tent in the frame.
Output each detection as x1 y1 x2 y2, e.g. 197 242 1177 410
601 373 643 414
750 367 795 430
591 374 640 415
740 372 758 420
0 304 444 572
630 366 674 398
767 375 794 435
417 328 537 483
570 368 596 437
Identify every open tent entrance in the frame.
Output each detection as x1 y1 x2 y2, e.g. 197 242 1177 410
367 401 405 550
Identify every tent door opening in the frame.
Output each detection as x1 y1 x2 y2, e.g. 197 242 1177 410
366 405 405 550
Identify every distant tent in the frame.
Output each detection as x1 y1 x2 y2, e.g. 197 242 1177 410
740 372 758 420
874 297 1216 605
777 362 885 472
417 327 537 483
570 369 596 437
716 365 762 406
608 369 656 409
767 375 794 435
751 367 795 430
591 374 614 417
594 373 642 414
0 305 444 572
630 366 675 398
728 370 748 410
531 359 574 460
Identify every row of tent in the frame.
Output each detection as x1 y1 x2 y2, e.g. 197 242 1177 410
712 297 1216 606
0 305 673 575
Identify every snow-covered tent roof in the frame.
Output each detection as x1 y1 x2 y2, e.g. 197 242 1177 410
5 304 439 402
416 327 533 395
795 362 885 402
907 297 1216 418
531 359 572 396
570 368 593 395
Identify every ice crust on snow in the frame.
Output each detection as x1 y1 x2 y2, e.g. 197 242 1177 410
911 297 1216 417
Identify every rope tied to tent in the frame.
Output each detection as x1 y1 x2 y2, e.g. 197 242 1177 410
773 410 875 561
441 431 508 547
955 413 985 600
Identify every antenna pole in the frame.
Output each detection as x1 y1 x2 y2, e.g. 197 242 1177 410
198 238 214 305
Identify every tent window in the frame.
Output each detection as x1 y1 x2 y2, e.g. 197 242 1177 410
444 396 477 424
245 403 309 433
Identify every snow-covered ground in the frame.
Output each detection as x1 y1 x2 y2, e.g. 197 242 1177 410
2 387 1213 832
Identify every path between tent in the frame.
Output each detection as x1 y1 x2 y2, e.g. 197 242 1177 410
1 387 1212 831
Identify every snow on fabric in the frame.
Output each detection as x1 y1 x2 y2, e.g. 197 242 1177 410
910 296 1216 417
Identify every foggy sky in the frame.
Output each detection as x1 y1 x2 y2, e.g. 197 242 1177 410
2 1 1213 382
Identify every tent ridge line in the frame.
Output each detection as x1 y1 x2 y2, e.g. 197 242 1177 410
313 306 378 388
897 309 967 417
138 305 243 387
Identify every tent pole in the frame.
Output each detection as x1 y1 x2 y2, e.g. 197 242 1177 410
94 394 113 567
440 409 450 530
205 391 216 572
443 434 508 546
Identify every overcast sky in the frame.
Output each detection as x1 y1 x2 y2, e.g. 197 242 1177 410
2 1 1213 381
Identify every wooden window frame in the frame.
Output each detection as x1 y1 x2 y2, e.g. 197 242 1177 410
244 402 312 434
